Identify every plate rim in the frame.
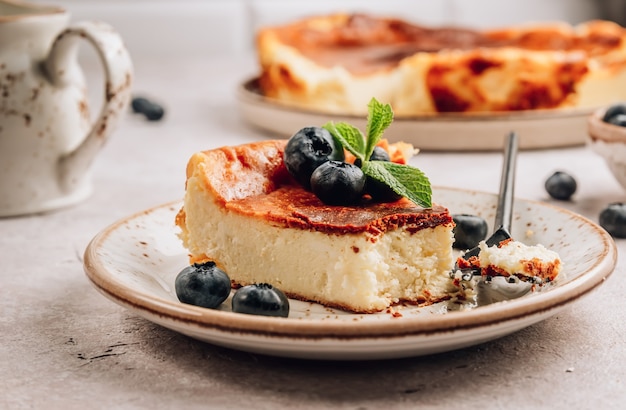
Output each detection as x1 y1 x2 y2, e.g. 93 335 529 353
83 187 617 341
237 76 598 122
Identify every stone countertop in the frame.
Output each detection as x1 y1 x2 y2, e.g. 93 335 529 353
2 57 625 410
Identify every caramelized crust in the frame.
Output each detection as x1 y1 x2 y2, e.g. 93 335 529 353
257 14 626 114
232 186 451 236
181 139 451 237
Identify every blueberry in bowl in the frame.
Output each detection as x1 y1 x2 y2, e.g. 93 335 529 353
602 103 626 125
587 104 626 190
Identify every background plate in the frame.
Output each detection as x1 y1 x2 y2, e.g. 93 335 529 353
237 77 596 152
83 187 616 360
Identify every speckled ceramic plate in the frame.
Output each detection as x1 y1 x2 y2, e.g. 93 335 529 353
237 77 596 151
83 187 616 360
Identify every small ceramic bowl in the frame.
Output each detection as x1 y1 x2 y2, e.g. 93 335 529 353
587 106 626 190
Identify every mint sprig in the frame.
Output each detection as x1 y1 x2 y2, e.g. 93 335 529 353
322 98 432 208
364 98 394 160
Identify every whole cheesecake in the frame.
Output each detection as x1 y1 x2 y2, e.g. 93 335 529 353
175 140 463 313
257 13 626 115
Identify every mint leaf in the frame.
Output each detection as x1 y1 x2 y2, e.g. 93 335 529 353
362 161 432 208
323 121 366 162
364 98 394 160
321 97 432 209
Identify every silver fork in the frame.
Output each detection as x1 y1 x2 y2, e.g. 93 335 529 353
452 131 521 282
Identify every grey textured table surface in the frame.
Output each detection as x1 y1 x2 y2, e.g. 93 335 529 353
2 58 625 409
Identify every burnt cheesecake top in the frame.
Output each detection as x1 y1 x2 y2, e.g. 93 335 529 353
181 139 452 237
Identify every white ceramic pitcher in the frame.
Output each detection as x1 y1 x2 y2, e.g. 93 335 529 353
0 0 133 217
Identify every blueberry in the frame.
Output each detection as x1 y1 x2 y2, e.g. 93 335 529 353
232 283 289 317
452 214 489 250
545 171 577 200
175 261 231 309
370 146 391 162
284 127 344 189
599 202 626 238
355 146 391 167
365 178 402 202
602 103 626 123
607 114 626 127
310 160 366 205
131 96 165 121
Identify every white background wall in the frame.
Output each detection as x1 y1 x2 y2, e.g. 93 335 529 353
20 0 625 60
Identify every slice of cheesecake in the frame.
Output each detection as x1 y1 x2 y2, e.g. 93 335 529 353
175 140 462 313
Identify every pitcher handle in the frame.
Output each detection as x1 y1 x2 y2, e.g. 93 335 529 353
44 21 133 191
